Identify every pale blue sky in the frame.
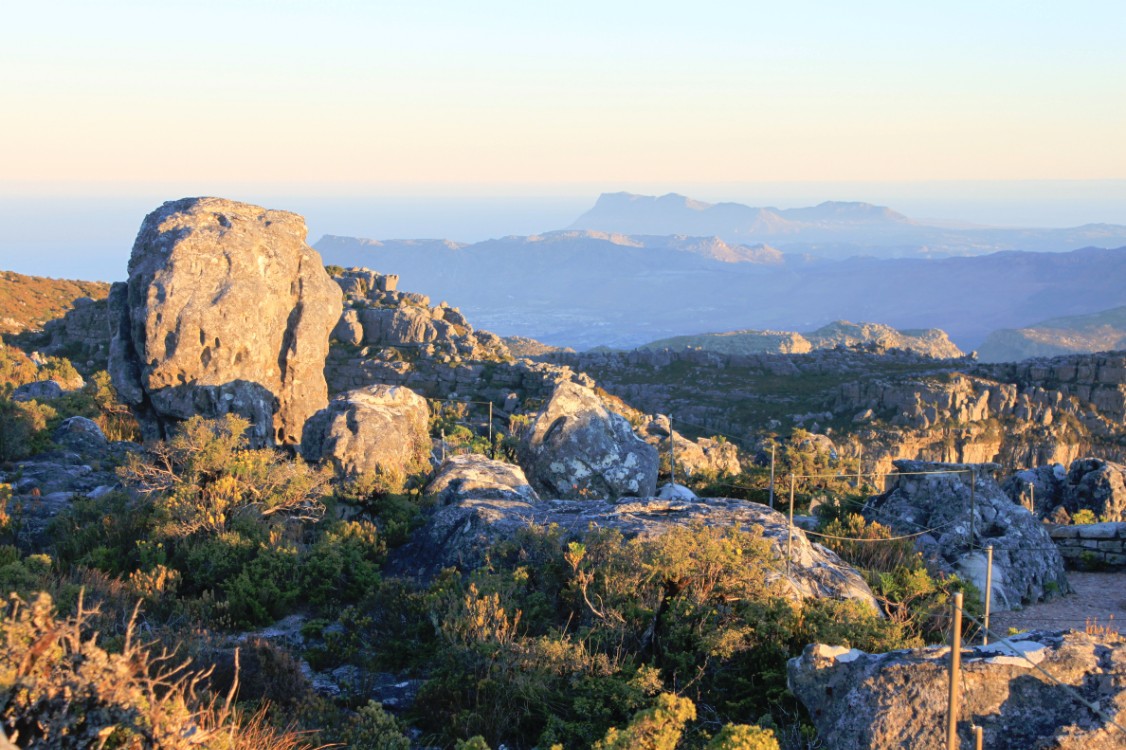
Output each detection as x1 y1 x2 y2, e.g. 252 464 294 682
3 1 1126 279
2 0 1123 187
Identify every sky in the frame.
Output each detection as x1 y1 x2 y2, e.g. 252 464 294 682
1 1 1125 278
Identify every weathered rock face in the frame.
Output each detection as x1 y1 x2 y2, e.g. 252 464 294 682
109 198 342 447
39 296 113 373
519 381 658 499
788 631 1126 750
300 385 430 480
425 454 540 506
1006 458 1126 523
867 461 1069 610
389 494 878 608
641 415 741 478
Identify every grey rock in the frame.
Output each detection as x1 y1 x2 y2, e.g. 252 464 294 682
426 454 540 505
868 460 1069 610
390 495 878 608
1005 458 1126 522
519 381 658 500
300 384 430 480
12 380 64 402
788 631 1126 750
110 197 343 447
52 416 108 455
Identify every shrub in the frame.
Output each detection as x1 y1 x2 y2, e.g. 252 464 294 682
334 701 410 749
120 414 330 539
1072 508 1097 525
0 398 55 461
593 692 696 750
0 592 316 749
707 723 781 750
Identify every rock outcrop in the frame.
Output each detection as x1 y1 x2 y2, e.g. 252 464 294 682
109 198 342 447
519 381 658 500
641 415 740 477
638 320 963 359
328 267 509 362
425 454 540 506
788 631 1126 750
390 494 878 608
542 348 1126 479
1006 458 1126 523
804 320 963 358
866 461 1069 610
300 385 430 481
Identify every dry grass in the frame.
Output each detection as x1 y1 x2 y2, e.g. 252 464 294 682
0 270 110 336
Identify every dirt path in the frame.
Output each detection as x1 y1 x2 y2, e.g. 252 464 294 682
989 571 1126 636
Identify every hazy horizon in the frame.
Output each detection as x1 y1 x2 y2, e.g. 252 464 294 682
4 179 1126 282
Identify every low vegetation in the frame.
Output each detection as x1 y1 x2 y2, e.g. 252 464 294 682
0 347 974 749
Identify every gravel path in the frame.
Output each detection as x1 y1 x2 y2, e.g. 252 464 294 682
989 571 1126 636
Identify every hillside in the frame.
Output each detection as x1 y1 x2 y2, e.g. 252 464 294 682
641 321 963 358
978 305 1126 362
0 270 110 336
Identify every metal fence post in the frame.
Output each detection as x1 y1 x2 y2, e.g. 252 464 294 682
488 401 494 459
983 545 993 645
769 444 776 509
787 473 795 578
947 590 964 750
969 468 977 549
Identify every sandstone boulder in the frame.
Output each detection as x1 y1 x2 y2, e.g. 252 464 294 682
389 495 878 608
788 631 1126 750
867 461 1069 610
519 381 658 499
110 197 343 447
641 415 741 478
426 454 540 506
300 385 430 481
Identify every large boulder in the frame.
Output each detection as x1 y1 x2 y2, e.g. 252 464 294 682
389 495 878 608
426 454 540 506
519 381 658 499
867 461 1069 611
1066 458 1126 522
300 385 430 481
788 631 1126 750
109 197 343 447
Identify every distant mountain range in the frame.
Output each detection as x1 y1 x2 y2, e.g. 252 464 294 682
314 190 1126 352
569 192 1126 259
315 228 1126 352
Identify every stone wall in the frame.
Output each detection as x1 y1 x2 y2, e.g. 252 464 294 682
1048 522 1126 569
